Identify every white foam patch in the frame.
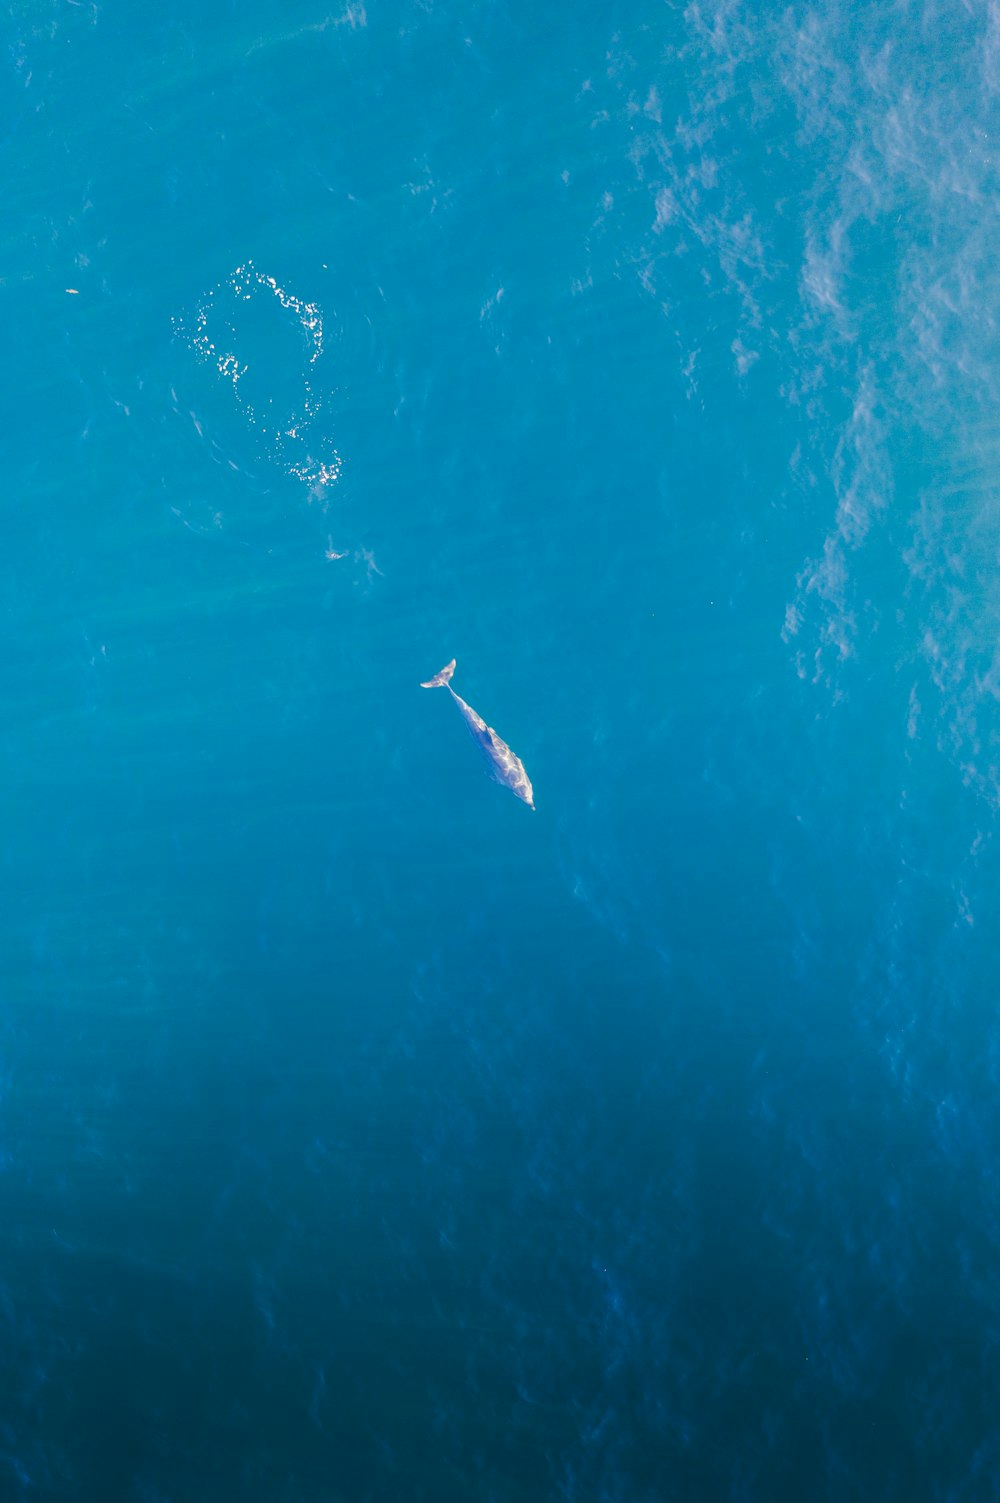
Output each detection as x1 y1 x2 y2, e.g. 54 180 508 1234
175 261 342 498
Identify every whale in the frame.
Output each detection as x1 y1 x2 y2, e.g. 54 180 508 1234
420 659 535 810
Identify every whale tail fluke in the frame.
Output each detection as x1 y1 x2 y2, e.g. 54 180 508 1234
420 659 456 689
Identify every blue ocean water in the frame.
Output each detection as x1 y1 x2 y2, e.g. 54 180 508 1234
3 1 1000 1497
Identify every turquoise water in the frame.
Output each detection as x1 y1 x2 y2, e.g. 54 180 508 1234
4 2 1000 1498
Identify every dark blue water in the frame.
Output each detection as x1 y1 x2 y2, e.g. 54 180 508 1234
3 2 1000 1498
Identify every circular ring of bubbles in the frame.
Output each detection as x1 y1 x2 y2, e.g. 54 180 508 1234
175 260 342 495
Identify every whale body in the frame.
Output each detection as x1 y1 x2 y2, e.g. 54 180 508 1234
420 659 535 810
